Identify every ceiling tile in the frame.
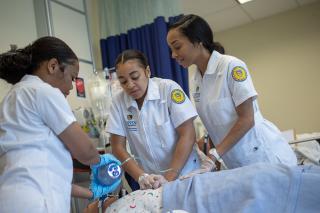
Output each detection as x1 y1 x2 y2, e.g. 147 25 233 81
241 0 298 20
204 6 252 32
179 0 319 33
181 0 238 16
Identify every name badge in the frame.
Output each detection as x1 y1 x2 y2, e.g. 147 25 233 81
127 120 137 131
193 92 200 102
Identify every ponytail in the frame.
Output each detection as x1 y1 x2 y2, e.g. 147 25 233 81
0 45 33 84
202 42 225 54
213 42 225 54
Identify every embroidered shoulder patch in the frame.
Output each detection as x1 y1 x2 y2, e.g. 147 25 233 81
231 66 247 82
171 89 185 104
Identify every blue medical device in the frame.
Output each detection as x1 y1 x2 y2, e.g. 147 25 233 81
96 162 122 186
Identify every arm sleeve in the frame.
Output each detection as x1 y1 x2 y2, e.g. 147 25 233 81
36 87 76 135
106 97 126 137
167 81 198 128
227 59 258 107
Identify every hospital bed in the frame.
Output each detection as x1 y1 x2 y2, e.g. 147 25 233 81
289 134 320 165
83 134 320 213
99 163 320 213
289 136 320 145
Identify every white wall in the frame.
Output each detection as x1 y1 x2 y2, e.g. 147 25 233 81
0 0 37 52
0 0 99 112
49 0 96 110
0 0 38 101
213 2 320 134
85 0 103 70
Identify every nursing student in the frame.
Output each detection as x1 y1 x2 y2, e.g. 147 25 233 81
0 37 115 212
167 14 297 169
107 49 200 190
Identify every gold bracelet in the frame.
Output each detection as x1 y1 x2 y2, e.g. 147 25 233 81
121 157 132 166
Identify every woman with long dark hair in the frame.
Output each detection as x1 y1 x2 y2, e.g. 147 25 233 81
167 14 297 169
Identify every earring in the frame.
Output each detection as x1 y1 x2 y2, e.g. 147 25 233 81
146 66 151 78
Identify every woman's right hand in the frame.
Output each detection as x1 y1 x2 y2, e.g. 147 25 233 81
138 173 167 189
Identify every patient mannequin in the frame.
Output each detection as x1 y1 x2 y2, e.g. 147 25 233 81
83 196 117 213
71 184 118 213
81 163 320 213
79 144 320 212
82 146 215 212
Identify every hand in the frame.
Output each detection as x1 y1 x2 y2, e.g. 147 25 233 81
196 145 216 171
138 174 167 189
90 154 122 200
83 196 117 213
152 174 168 189
90 177 121 200
90 154 121 187
179 146 217 180
90 154 121 170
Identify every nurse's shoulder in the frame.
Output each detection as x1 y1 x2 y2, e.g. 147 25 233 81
225 56 251 82
110 87 129 109
154 77 186 98
7 75 66 108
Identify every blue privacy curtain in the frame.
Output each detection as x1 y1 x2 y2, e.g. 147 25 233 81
100 16 189 96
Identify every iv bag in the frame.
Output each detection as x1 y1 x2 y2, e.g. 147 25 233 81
109 71 122 97
88 73 111 120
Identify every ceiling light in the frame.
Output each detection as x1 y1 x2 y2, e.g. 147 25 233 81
236 0 254 4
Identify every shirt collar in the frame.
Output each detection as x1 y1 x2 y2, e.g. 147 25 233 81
21 74 43 83
193 50 222 81
124 78 160 110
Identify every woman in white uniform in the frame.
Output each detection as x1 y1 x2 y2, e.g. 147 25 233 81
107 49 200 190
166 14 297 169
0 37 108 212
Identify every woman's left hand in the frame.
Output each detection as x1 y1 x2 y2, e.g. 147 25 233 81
179 146 217 180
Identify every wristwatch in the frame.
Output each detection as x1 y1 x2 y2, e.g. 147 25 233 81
209 148 223 163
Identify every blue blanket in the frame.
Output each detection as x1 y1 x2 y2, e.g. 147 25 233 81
162 163 320 213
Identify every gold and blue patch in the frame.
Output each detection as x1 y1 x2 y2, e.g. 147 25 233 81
171 89 185 104
231 66 247 82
